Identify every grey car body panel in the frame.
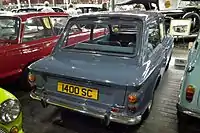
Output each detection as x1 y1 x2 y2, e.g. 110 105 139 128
29 11 174 125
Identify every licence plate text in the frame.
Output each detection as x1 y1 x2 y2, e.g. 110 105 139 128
57 82 98 100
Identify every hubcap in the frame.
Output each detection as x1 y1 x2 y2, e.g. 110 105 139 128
148 100 153 111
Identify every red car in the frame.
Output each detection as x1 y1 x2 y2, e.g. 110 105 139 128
0 12 108 85
0 12 69 84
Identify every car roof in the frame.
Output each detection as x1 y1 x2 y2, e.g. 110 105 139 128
0 12 69 22
74 10 163 22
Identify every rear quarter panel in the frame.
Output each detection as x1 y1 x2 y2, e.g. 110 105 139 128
179 39 200 112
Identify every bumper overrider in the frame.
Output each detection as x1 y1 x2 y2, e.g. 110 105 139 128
177 103 200 119
30 89 142 125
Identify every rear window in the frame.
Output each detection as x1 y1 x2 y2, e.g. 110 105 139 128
60 17 141 55
50 16 69 35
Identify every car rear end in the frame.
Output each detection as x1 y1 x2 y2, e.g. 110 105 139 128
0 16 21 82
29 59 144 125
29 13 146 125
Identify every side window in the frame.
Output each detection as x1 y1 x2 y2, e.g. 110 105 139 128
69 24 82 35
50 16 68 35
148 21 160 49
23 17 53 42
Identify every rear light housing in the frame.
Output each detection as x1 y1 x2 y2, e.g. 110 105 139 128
28 72 36 87
28 72 36 82
127 93 138 112
186 85 195 102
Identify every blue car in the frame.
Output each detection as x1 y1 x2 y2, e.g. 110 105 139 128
28 11 174 125
177 34 200 120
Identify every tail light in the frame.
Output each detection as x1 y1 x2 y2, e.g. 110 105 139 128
111 107 120 113
128 93 138 112
186 85 195 102
28 72 36 88
28 73 36 82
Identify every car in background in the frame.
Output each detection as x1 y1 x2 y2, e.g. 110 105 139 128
0 87 23 133
29 11 173 125
12 7 65 13
75 4 102 14
177 32 200 121
0 12 68 84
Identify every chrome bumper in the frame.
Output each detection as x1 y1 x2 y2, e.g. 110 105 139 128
30 90 142 125
177 103 200 119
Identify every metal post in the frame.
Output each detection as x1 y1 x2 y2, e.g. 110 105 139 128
28 0 31 7
0 0 2 8
66 0 68 9
52 0 55 6
111 0 115 11
17 0 21 8
63 0 65 8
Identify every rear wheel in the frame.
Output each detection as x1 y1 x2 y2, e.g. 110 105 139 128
177 110 191 131
142 96 154 122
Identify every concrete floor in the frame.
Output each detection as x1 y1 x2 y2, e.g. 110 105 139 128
4 48 200 133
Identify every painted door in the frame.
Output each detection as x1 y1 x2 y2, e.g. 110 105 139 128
0 17 22 79
19 16 60 71
0 16 59 79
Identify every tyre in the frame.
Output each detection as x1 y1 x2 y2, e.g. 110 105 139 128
142 99 153 120
141 90 154 123
177 110 191 131
18 68 31 91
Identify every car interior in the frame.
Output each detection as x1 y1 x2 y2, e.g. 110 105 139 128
84 24 137 48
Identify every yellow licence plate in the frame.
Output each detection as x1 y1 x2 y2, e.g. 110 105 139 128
57 82 98 100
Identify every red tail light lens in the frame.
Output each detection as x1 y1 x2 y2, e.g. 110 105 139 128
186 85 195 102
111 107 120 113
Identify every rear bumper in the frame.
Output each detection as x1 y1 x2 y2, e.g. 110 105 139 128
30 90 142 125
177 103 200 119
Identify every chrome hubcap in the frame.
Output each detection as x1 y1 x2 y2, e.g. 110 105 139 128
148 100 153 111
